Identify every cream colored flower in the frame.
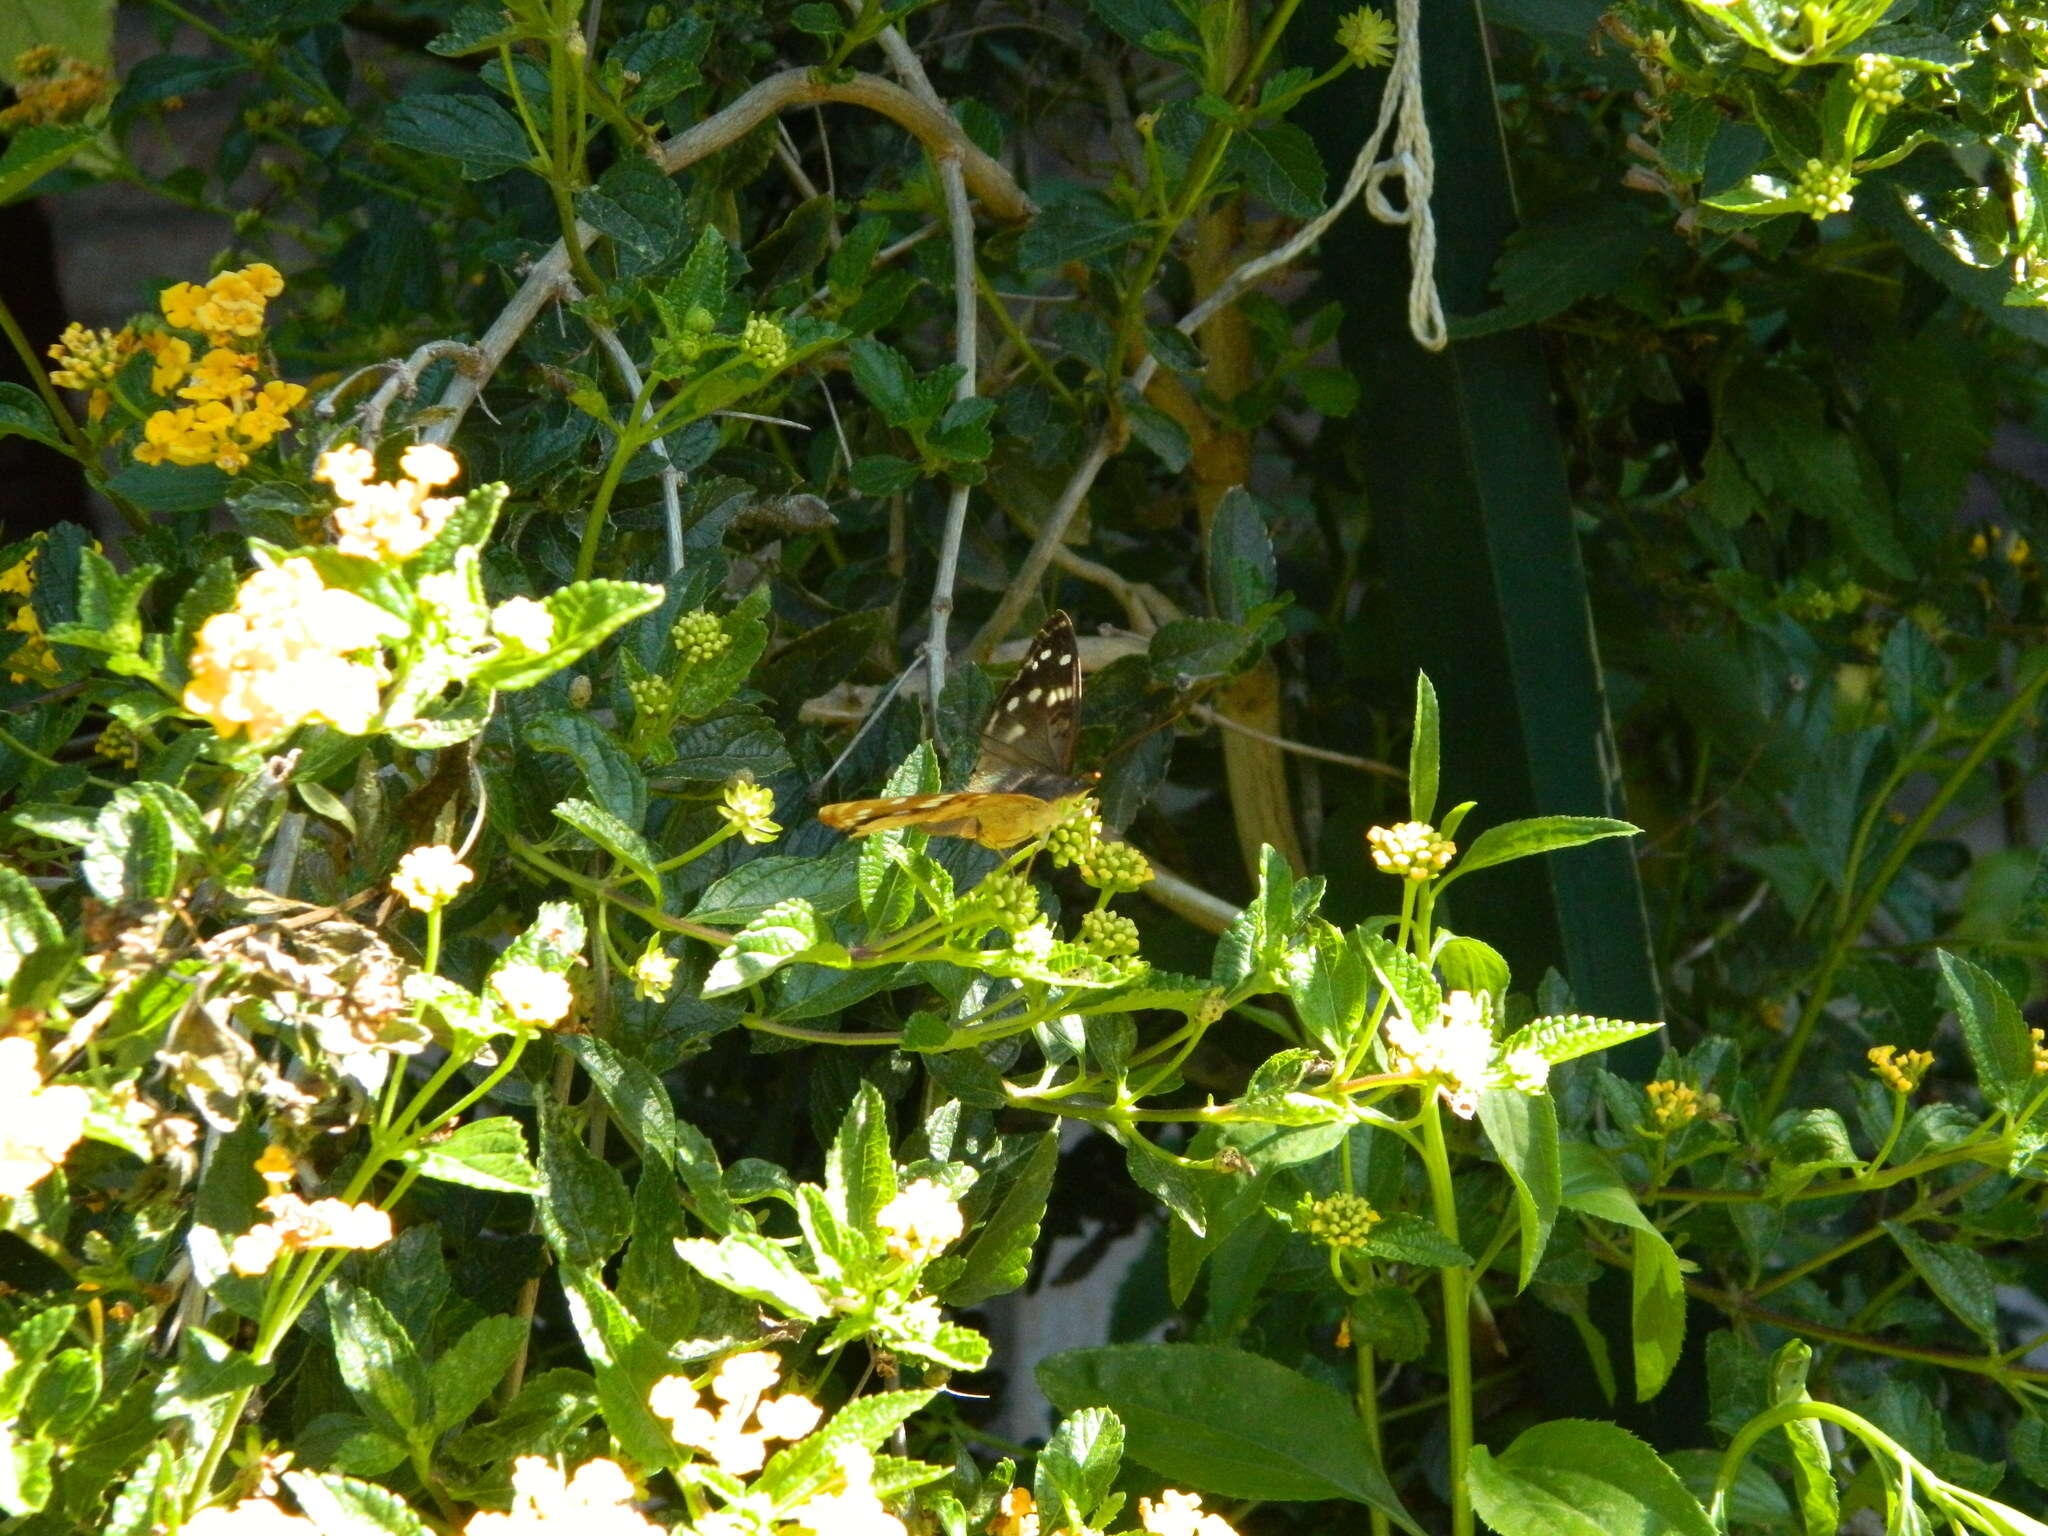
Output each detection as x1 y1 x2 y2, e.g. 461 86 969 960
1381 989 1498 1119
317 439 464 563
875 1179 964 1263
392 844 474 912
182 1496 318 1536
1011 921 1057 962
492 596 555 652
781 1447 905 1536
1139 1488 1238 1536
463 1456 660 1535
229 1193 393 1275
0 1038 89 1198
988 1487 1040 1536
630 946 678 1003
491 963 574 1027
1366 820 1454 881
651 1351 821 1476
718 779 782 845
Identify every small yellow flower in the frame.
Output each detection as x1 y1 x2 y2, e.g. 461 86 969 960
1645 1079 1710 1132
1366 821 1455 881
177 347 259 404
718 779 782 845
492 596 555 652
46 323 132 396
876 1178 965 1263
161 262 285 342
0 1038 90 1199
0 52 111 129
1335 6 1397 67
491 963 575 1027
1867 1045 1934 1096
392 844 474 912
2032 1028 2048 1076
1139 1488 1239 1536
989 1487 1040 1536
139 331 194 395
462 1456 660 1536
254 1143 296 1188
229 1193 394 1275
631 946 678 1003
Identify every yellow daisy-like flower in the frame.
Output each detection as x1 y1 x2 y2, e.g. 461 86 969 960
491 963 575 1027
0 1037 90 1199
391 844 475 912
1335 5 1396 67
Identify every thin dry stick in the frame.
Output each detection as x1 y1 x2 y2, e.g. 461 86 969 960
424 68 1031 446
1188 702 1404 780
1140 856 1239 935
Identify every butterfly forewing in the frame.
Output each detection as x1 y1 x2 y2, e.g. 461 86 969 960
816 612 1093 849
966 611 1082 790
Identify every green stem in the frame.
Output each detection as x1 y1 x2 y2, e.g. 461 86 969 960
0 292 97 467
1764 661 2048 1117
1355 1332 1392 1536
1421 1097 1474 1536
574 374 658 581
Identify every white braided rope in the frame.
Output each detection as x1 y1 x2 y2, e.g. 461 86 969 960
1178 0 1444 351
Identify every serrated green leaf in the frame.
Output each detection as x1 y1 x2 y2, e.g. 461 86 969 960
404 1116 539 1194
1500 1013 1664 1066
472 579 664 692
382 92 534 179
1467 1420 1714 1536
1477 1088 1558 1290
1445 815 1639 884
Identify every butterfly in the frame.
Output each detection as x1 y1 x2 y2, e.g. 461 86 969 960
817 611 1096 848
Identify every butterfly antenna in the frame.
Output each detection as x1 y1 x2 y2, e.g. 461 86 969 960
808 647 929 800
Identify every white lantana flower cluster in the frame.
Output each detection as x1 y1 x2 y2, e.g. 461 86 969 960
1381 989 1547 1118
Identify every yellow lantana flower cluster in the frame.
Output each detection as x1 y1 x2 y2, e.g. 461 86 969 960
1867 1044 1934 1095
1645 1079 1716 1133
184 557 397 743
0 1037 90 1199
316 442 465 562
1366 820 1455 881
132 264 305 473
391 844 475 912
0 47 111 129
463 1457 660 1536
650 1351 823 1476
1 543 58 685
989 1487 1240 1536
1381 989 1543 1119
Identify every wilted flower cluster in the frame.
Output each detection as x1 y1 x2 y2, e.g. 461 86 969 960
0 46 111 128
316 442 465 562
1366 821 1455 881
229 1194 394 1275
651 1350 823 1475
183 557 397 742
991 1487 1240 1536
0 1038 90 1199
463 1457 660 1536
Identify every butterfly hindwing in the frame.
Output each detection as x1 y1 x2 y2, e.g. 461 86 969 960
815 612 1093 849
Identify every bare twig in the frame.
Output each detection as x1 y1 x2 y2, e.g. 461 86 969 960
1188 703 1404 780
969 422 1122 656
318 339 482 449
424 69 1031 446
1139 855 1239 935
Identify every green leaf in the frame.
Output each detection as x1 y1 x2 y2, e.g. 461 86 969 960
945 1131 1058 1307
1477 1088 1559 1290
1500 1013 1664 1067
0 382 64 451
703 898 843 996
555 1269 675 1472
1445 815 1639 884
1037 1406 1125 1530
1352 1284 1430 1363
0 125 93 208
382 92 534 179
525 713 646 830
1233 122 1326 218
1280 922 1367 1058
1207 486 1276 627
1017 189 1143 271
1466 1420 1714 1536
672 586 770 718
403 1117 539 1194
0 866 59 986
1766 1341 1840 1535
1885 1221 1998 1346
673 1231 827 1320
327 1284 430 1441
472 579 664 692
560 1036 683 1178
553 798 662 899
755 1390 937 1506
1935 950 2036 1116
427 1315 528 1435
282 1472 433 1536
81 790 178 903
848 338 920 427
1037 1345 1420 1532
1149 617 1256 686
575 155 684 274
1631 1225 1686 1402
670 707 793 781
850 453 923 496
537 1098 632 1270
827 1082 896 1233
691 850 860 925
1407 671 1441 825
1361 1213 1473 1268
1355 931 1442 1030
1451 198 1658 340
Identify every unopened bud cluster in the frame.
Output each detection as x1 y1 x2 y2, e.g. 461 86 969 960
2032 1028 2048 1075
1078 909 1142 960
1079 839 1152 893
1793 158 1856 219
1645 1078 1716 1133
1300 1192 1380 1249
741 314 790 369
978 871 1040 931
628 674 674 719
1850 53 1906 110
1046 800 1105 869
672 609 729 664
1867 1044 1934 1094
1367 821 1455 881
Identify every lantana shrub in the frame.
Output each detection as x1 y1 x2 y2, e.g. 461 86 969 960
5 2 2048 1535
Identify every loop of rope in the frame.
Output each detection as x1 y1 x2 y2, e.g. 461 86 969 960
1367 0 1445 349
